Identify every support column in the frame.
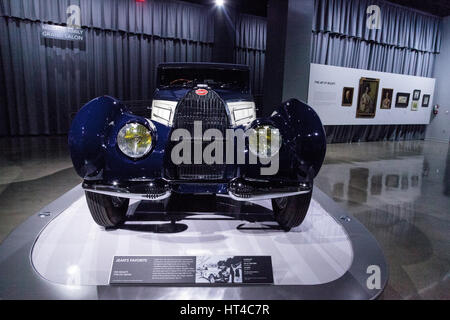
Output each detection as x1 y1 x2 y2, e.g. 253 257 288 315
262 0 314 116
426 16 450 143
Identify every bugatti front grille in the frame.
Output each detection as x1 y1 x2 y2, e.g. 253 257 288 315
171 89 229 180
177 164 224 180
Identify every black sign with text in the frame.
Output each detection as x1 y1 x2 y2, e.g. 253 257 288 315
110 255 273 285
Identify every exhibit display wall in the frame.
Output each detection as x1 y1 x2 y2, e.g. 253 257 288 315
260 0 441 142
308 63 435 126
309 0 442 143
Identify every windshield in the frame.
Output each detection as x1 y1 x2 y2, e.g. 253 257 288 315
157 67 250 91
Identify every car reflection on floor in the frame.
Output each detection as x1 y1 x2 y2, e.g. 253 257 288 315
315 141 450 299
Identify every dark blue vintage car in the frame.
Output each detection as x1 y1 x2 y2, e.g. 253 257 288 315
69 63 326 231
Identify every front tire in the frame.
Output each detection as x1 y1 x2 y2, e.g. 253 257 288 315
85 191 129 227
272 189 312 231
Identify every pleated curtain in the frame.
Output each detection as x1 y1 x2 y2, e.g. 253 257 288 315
0 0 214 136
234 13 267 102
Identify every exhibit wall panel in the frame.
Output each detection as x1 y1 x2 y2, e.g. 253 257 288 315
308 63 435 126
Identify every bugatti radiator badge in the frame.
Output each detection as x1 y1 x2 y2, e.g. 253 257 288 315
195 88 208 96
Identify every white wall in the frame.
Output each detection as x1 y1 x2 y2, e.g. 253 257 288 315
426 16 450 143
307 63 435 126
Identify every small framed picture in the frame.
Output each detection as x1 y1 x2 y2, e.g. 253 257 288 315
386 175 399 188
422 94 430 107
341 87 354 106
380 88 393 109
411 101 418 111
395 92 410 108
413 89 421 101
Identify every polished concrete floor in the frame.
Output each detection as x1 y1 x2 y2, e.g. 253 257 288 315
0 136 448 299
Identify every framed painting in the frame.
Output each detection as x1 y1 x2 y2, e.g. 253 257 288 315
356 78 379 118
342 87 354 106
380 88 393 109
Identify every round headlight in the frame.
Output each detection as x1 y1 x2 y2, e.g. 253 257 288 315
248 125 281 158
117 123 154 158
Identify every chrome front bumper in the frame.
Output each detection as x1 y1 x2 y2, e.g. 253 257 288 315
82 177 312 202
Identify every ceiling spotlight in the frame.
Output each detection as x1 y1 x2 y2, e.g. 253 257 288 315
215 0 224 6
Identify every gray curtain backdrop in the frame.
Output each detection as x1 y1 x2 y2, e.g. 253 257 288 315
311 0 442 143
323 124 427 143
311 33 436 78
311 0 441 77
0 0 443 141
0 0 213 136
0 0 214 42
234 13 266 100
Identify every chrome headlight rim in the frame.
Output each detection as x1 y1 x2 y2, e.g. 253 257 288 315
246 122 282 159
116 120 157 160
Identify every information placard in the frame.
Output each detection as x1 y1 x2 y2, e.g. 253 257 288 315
109 255 273 285
41 24 85 42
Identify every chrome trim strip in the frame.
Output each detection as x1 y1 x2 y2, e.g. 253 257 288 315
151 99 178 126
227 189 310 201
227 101 256 127
84 187 171 201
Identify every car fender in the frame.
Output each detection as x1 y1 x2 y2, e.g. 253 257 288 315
68 96 170 181
244 99 326 181
68 96 125 179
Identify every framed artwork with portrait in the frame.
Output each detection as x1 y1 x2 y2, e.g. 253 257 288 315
422 94 430 107
356 77 379 118
341 87 354 106
395 92 410 108
380 88 393 109
386 175 399 188
413 89 421 101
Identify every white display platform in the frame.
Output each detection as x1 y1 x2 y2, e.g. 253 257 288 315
0 185 388 299
32 196 353 286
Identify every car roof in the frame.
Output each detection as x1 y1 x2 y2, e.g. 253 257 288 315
158 62 249 71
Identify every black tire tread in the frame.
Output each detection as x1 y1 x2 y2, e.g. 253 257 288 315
272 190 312 231
85 191 129 227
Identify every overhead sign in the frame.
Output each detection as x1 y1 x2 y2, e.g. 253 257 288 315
41 24 85 42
